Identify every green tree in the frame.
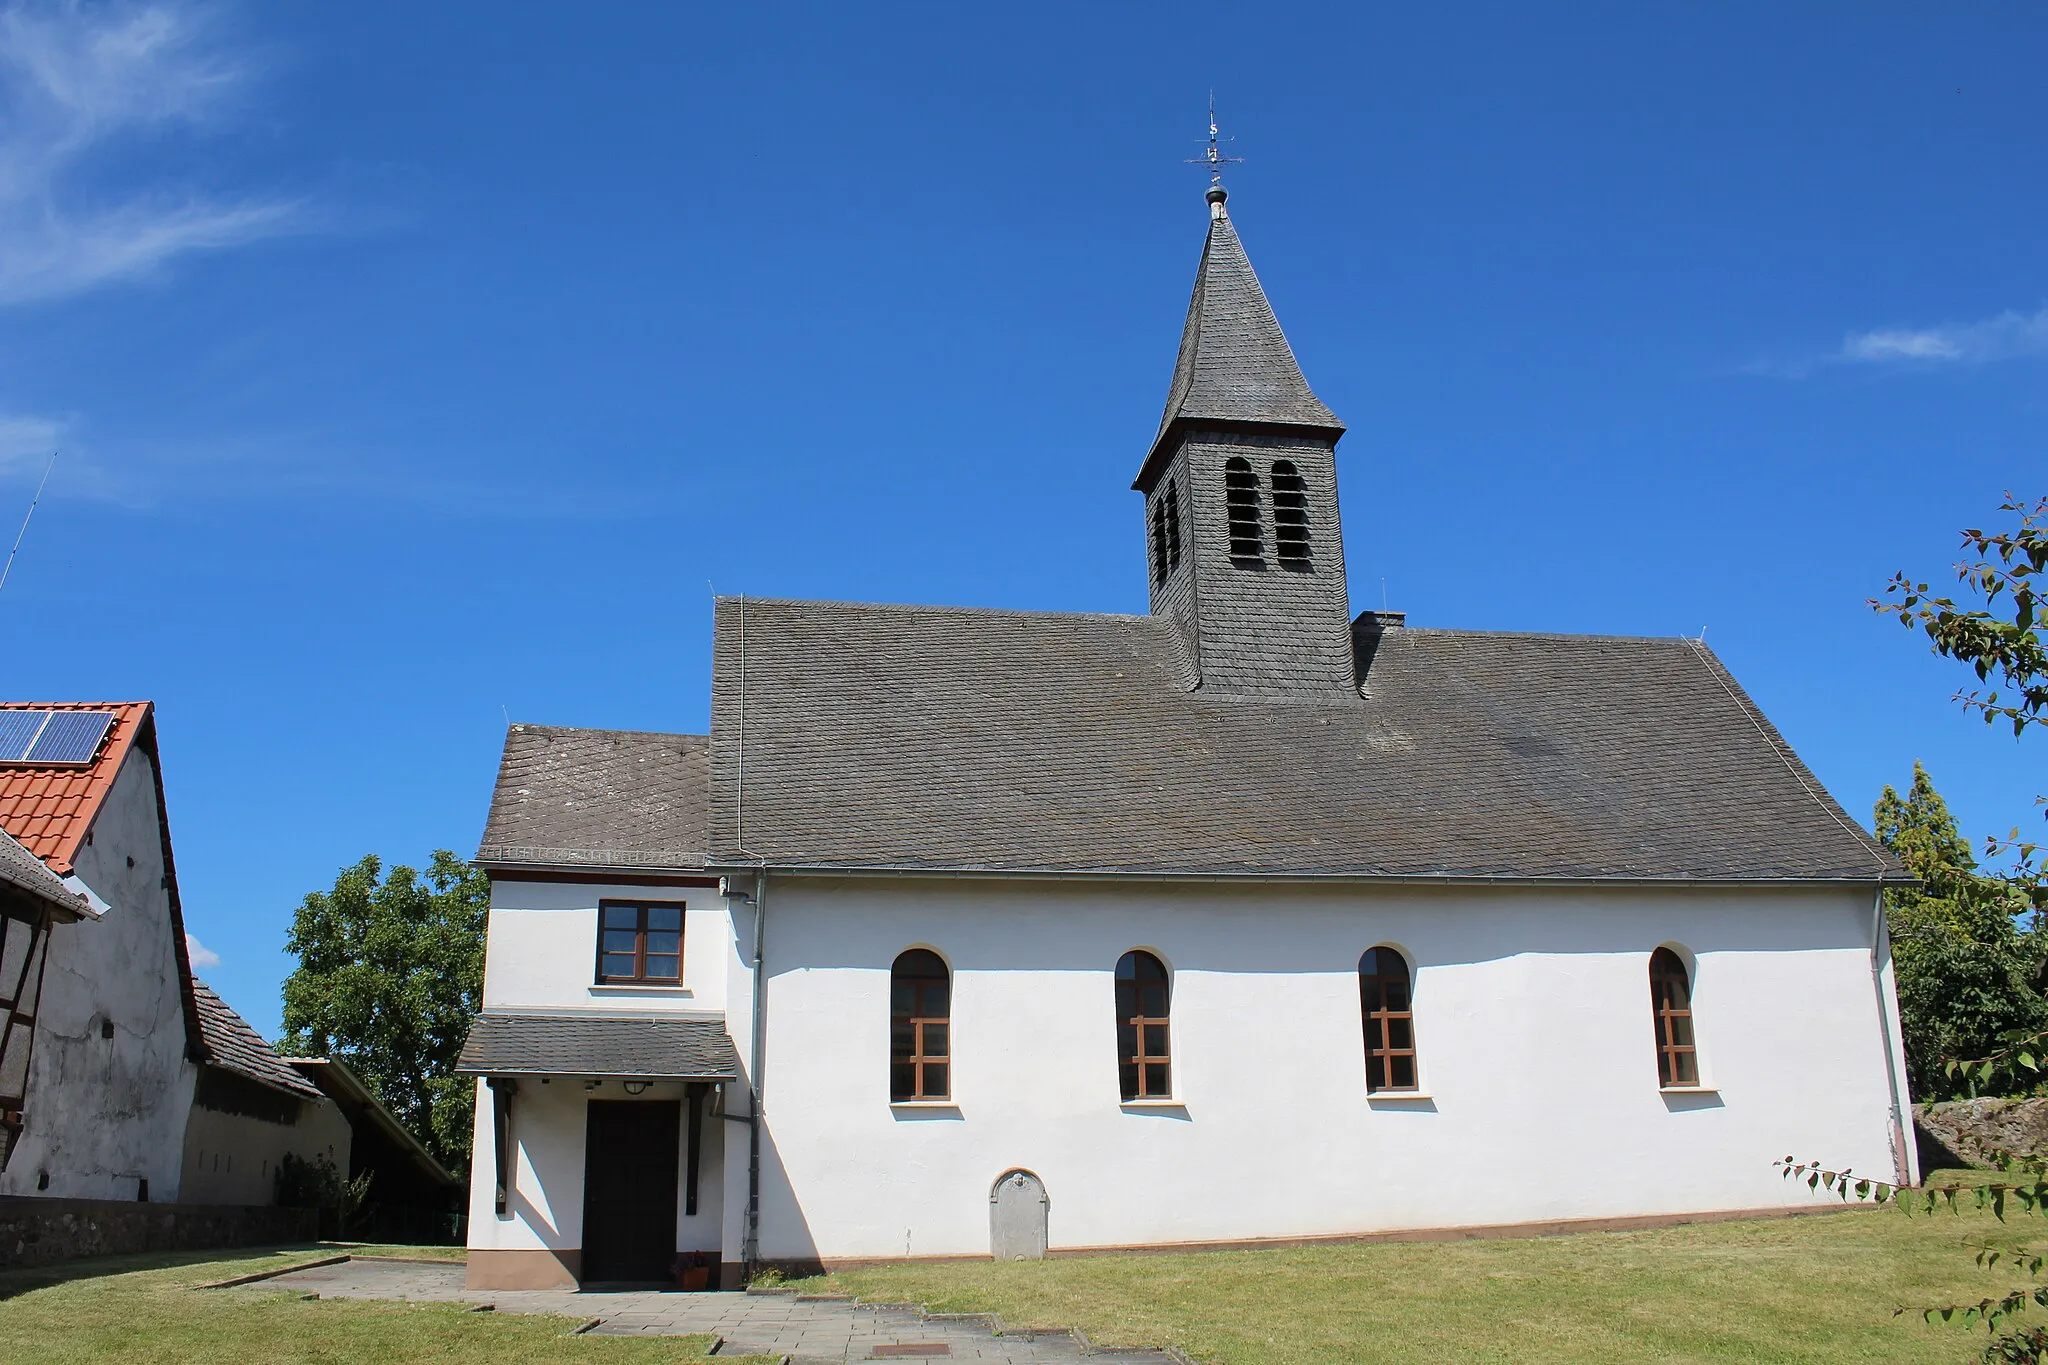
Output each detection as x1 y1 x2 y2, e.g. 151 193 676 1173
1874 761 2042 1098
280 851 488 1175
1878 492 2048 911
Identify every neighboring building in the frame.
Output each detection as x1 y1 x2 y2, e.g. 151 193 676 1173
179 980 348 1207
0 703 204 1202
287 1057 463 1243
458 184 1914 1291
0 828 89 1172
0 701 385 1218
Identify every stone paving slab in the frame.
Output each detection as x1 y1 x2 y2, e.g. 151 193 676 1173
244 1258 1183 1363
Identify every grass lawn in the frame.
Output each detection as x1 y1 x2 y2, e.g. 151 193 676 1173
803 1183 2047 1364
0 1245 774 1365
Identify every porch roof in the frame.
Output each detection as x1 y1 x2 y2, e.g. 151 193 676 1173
454 1010 740 1081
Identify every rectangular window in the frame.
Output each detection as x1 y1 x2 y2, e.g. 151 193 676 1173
596 901 684 984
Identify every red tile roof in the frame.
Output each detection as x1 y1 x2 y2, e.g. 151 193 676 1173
0 702 152 875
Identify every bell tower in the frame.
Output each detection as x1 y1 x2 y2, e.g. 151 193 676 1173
1135 183 1354 697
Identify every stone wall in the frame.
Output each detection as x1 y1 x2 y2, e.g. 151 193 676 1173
0 1195 317 1268
1916 1099 2048 1171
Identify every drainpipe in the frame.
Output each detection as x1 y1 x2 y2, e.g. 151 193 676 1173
745 869 767 1272
1868 881 1912 1186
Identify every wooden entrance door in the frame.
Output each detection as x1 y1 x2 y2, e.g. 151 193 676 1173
583 1100 681 1283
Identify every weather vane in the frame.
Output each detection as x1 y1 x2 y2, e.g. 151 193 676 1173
1186 95 1243 190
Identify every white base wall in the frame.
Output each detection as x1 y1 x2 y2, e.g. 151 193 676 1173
747 877 1909 1262
465 1077 726 1259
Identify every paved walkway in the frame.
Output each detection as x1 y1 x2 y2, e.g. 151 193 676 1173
249 1258 1180 1363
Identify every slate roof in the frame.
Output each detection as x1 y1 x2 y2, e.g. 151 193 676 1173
191 978 326 1101
699 598 1900 883
455 1011 741 1080
476 724 709 870
1138 196 1344 487
0 827 88 919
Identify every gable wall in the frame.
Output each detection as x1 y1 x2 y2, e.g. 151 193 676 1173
0 748 195 1201
748 875 1908 1262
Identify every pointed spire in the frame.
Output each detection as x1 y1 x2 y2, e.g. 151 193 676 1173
1135 192 1343 490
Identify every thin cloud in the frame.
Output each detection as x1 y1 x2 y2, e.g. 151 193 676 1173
184 933 220 968
1739 304 2048 378
1839 308 2048 366
0 410 65 473
0 1 301 306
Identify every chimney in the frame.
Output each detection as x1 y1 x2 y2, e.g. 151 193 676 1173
1351 609 1407 689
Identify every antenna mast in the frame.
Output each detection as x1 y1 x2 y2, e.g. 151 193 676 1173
0 451 56 598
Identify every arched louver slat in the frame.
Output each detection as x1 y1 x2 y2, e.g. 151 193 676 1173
1223 458 1264 565
1271 460 1311 570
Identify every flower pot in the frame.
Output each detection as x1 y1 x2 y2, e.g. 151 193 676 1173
679 1266 710 1291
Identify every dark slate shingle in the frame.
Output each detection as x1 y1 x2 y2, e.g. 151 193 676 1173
191 979 326 1101
476 724 708 870
1140 202 1344 487
455 1012 740 1080
702 598 1900 883
0 827 88 919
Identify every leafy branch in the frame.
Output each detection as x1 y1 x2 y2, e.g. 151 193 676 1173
1875 493 2048 740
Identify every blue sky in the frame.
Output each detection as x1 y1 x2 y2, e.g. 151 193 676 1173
1 2 2042 1039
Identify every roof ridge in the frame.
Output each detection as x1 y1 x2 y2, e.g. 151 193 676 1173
508 723 708 742
1400 626 1705 645
714 595 1155 623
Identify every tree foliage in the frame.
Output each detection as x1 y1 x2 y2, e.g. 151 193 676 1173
280 851 488 1175
1875 762 2043 1099
1877 492 2048 908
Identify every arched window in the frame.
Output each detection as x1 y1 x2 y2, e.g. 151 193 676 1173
1271 461 1311 570
1359 948 1417 1092
1649 948 1697 1088
891 949 950 1101
1115 950 1171 1100
1223 458 1264 564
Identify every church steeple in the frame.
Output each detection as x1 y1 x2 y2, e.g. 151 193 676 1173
1136 185 1356 698
1134 185 1345 492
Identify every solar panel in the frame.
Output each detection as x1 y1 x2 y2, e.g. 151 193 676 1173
0 712 45 763
20 711 116 765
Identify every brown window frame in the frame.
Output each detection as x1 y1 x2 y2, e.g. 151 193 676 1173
1116 950 1172 1101
1649 947 1699 1088
1359 947 1418 1093
890 949 951 1102
595 900 685 984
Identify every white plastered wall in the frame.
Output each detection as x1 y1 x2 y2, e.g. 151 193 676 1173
0 748 195 1201
463 1076 725 1257
748 876 1910 1262
178 1087 353 1206
481 880 728 1013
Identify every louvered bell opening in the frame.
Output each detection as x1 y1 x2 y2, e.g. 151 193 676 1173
1223 458 1264 566
1272 461 1311 571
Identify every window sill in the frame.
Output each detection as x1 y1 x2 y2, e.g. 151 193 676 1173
889 1100 958 1109
1660 1085 1719 1096
1119 1099 1184 1109
1366 1090 1433 1102
589 983 692 996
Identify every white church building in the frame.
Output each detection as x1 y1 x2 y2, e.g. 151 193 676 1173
458 183 1915 1291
